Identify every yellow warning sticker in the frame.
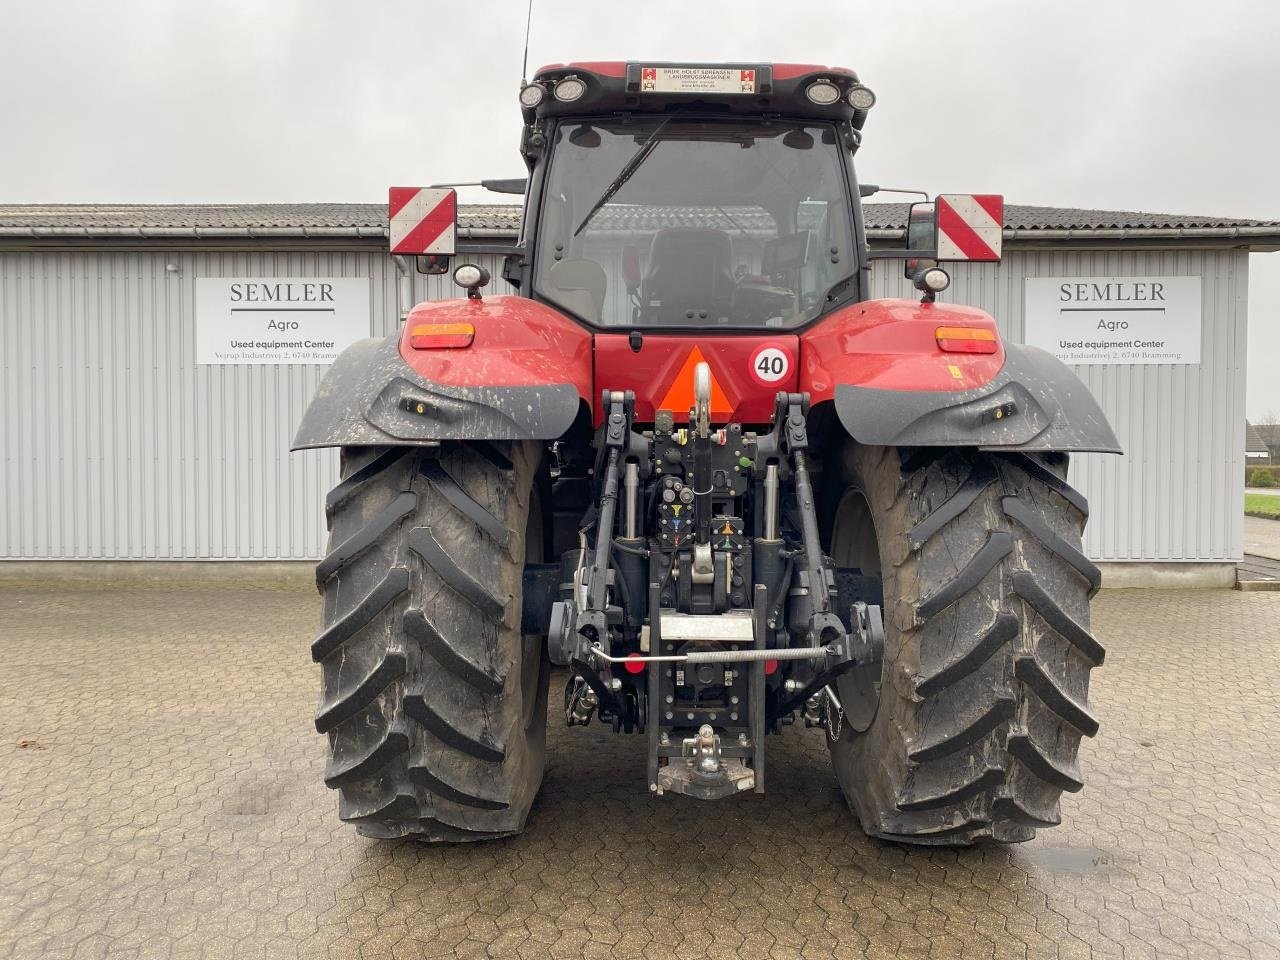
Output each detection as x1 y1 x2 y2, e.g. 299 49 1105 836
948 364 964 381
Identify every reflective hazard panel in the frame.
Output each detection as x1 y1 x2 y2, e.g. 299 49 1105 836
935 194 1004 262
388 187 457 256
658 346 733 417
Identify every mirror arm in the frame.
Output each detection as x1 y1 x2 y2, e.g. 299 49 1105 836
868 248 939 260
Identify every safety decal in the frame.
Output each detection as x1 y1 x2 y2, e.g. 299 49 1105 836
749 345 792 385
935 194 1004 262
388 187 457 256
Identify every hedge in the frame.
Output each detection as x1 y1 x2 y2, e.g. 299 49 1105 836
1245 464 1280 487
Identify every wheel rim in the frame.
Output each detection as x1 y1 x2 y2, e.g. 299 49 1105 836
830 487 883 733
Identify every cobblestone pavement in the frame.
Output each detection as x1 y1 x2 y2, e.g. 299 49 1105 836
1244 515 1280 561
2 585 1278 960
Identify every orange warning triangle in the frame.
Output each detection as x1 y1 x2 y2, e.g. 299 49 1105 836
657 346 732 418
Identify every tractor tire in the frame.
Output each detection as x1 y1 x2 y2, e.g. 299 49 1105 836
824 444 1103 845
312 441 549 841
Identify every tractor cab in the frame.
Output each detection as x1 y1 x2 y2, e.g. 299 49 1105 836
516 63 875 332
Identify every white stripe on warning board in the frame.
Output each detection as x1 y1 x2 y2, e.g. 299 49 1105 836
390 189 428 250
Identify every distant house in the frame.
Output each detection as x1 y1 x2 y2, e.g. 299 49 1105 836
1247 422 1271 461
1251 423 1280 464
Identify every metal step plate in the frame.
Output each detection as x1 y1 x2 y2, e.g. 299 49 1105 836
655 610 756 644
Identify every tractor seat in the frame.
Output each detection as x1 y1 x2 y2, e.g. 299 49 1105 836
641 228 735 325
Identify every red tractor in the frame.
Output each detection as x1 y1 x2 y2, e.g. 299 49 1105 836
293 62 1118 845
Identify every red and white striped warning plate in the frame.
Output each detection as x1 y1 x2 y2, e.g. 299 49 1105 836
388 187 457 255
935 194 1004 262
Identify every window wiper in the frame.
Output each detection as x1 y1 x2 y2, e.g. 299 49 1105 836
573 118 671 237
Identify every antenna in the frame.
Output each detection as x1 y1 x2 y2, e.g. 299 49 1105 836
520 0 535 84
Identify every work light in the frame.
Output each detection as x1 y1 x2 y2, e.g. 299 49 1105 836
847 85 876 110
553 76 586 102
805 81 840 105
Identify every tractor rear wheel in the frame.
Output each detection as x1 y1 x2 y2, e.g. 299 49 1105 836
312 441 548 840
825 444 1104 845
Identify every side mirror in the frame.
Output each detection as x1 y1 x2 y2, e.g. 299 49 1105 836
389 186 457 257
904 201 937 280
415 254 451 275
906 201 937 251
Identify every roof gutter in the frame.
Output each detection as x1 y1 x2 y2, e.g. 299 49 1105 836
2 224 1277 248
0 225 516 240
866 226 1280 247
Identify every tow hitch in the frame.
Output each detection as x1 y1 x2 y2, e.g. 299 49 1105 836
549 365 886 801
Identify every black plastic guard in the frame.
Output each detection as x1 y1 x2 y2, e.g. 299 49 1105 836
291 335 581 450
833 344 1121 454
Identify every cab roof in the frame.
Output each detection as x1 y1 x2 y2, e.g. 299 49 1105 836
523 60 870 128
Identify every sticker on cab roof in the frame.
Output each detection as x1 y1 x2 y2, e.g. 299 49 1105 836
640 66 756 94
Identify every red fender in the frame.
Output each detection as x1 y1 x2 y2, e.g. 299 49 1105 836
800 298 1120 453
399 295 593 399
799 298 1004 401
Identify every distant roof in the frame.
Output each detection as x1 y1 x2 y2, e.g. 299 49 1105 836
1 202 1278 247
1254 423 1280 448
1246 422 1271 454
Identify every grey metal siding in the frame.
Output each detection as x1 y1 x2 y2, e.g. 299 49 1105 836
1 246 1245 563
0 248 507 560
870 249 1248 563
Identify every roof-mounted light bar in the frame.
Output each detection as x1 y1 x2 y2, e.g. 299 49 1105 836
805 77 875 109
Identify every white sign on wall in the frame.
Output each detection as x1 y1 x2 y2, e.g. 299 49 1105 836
1024 276 1202 365
196 278 370 364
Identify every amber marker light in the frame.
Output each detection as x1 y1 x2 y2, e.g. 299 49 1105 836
935 326 998 355
409 322 474 349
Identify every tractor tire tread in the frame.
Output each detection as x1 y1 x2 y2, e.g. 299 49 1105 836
313 442 545 840
828 446 1103 846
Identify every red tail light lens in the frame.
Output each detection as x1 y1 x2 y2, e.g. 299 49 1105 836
935 325 998 355
409 322 474 350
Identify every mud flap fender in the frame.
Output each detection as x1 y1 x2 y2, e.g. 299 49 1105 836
291 335 582 450
833 344 1122 453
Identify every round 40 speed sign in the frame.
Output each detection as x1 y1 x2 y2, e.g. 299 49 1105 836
748 344 793 385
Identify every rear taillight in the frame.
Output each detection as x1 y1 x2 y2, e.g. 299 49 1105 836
935 325 998 355
409 322 474 350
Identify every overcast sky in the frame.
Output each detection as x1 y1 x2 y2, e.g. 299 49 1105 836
3 0 1278 417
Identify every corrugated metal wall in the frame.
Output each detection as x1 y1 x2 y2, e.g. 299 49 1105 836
0 248 508 560
867 250 1248 563
0 245 1246 562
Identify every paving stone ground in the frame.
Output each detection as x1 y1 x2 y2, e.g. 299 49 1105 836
1 585 1278 960
1244 515 1280 561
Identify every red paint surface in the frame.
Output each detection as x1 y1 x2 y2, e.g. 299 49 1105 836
535 61 629 78
398 296 1006 427
595 334 799 425
800 299 1005 402
398 296 592 399
770 63 857 80
387 186 420 220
